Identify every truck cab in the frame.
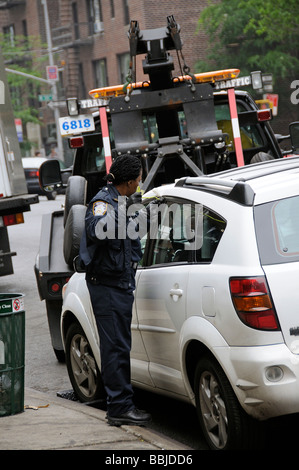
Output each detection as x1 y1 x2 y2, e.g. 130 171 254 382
0 47 38 277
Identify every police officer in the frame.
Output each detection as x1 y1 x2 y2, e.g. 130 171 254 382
79 154 151 426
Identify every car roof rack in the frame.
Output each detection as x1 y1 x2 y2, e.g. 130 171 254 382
175 176 255 206
175 156 299 206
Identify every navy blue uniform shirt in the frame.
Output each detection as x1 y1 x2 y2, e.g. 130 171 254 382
79 183 142 290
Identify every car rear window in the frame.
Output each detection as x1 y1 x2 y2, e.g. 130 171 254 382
254 195 299 264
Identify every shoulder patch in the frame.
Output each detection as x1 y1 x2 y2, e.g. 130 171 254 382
92 201 108 216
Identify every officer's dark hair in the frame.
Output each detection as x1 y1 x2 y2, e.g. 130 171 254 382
105 155 141 185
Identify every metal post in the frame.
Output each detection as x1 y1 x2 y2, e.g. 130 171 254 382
41 0 63 160
227 87 244 167
99 107 112 172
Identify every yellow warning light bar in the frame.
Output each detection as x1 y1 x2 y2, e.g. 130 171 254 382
89 69 240 99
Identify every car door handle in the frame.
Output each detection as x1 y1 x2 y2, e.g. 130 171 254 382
169 288 183 297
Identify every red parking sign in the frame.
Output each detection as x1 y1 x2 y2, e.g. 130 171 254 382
46 65 58 81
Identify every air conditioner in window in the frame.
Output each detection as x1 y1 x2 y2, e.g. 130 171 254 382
94 21 104 33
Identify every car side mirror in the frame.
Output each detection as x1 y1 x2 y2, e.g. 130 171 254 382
39 159 63 191
289 122 299 154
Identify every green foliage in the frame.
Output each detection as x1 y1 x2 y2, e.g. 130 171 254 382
196 0 299 80
0 33 48 126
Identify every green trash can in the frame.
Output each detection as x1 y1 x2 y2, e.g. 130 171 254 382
0 293 25 417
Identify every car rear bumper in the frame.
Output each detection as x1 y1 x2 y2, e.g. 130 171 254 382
222 342 299 420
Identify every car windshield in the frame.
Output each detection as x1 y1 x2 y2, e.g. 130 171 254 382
255 195 299 264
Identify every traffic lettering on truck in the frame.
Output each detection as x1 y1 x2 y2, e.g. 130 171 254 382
0 47 38 277
35 17 299 361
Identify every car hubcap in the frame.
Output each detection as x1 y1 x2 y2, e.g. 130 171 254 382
70 333 98 399
199 371 228 449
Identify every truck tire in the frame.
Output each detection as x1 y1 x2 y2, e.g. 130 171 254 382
63 204 86 267
250 152 274 164
64 175 87 226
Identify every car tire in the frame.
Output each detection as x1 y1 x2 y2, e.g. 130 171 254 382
65 322 105 403
194 356 261 450
64 175 87 226
63 204 86 267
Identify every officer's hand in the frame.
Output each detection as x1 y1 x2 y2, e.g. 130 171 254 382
127 191 142 208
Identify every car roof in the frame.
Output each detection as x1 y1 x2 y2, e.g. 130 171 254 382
22 157 47 168
174 156 299 206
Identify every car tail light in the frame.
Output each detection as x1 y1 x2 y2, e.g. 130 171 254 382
3 213 24 226
69 136 84 148
257 109 272 121
28 170 39 177
48 277 71 296
229 276 280 330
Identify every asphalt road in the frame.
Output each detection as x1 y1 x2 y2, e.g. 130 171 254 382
2 195 299 450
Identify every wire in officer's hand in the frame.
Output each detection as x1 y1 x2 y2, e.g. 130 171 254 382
127 191 142 208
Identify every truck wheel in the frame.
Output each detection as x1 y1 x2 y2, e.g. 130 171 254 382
64 175 87 226
65 322 105 403
63 204 86 267
45 299 65 363
194 356 260 450
46 191 57 200
250 152 274 164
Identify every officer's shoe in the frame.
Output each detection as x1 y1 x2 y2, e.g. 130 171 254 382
107 408 151 427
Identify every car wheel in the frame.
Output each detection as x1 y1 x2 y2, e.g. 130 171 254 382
194 356 260 450
64 175 87 226
65 322 105 403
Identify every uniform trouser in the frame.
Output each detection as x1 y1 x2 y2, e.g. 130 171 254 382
87 281 135 417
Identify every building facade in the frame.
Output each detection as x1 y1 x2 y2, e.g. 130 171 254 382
0 0 213 159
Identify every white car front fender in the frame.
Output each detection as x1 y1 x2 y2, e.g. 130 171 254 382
61 274 101 370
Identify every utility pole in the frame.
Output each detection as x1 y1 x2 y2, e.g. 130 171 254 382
41 0 63 159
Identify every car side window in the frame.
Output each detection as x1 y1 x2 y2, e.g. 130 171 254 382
197 207 226 262
146 200 226 266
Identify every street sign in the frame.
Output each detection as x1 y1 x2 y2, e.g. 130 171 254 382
14 118 23 142
38 94 53 102
264 93 279 116
79 98 109 109
214 76 251 90
46 65 59 81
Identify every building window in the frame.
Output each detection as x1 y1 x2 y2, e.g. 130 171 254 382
3 25 15 46
110 0 115 18
93 58 108 87
87 0 104 34
118 52 130 83
72 2 80 40
78 63 86 98
123 0 129 25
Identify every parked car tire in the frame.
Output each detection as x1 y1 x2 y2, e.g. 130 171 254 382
194 356 260 450
64 175 87 226
63 204 86 267
65 322 105 403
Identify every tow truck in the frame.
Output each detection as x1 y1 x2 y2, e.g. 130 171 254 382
35 16 299 361
0 48 38 277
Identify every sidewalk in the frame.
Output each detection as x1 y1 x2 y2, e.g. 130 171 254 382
0 388 192 451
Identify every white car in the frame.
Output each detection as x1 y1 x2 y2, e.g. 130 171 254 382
61 156 299 450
